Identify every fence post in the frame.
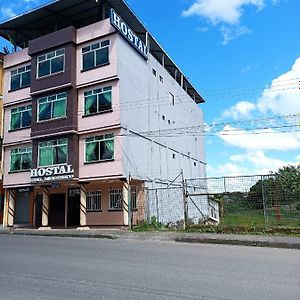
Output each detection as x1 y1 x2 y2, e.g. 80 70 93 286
181 171 188 230
155 189 159 224
261 175 268 227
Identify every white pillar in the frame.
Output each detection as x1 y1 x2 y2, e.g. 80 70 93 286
7 190 16 227
79 187 87 227
41 188 50 228
123 182 129 226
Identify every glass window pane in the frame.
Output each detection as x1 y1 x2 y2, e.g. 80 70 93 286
39 147 53 167
10 153 20 171
98 91 112 111
91 43 100 50
21 152 32 170
82 46 90 53
96 48 109 66
10 75 21 91
11 113 21 130
54 144 67 164
101 40 109 47
100 139 114 160
21 71 31 88
39 102 51 121
22 110 32 128
51 56 64 74
83 52 95 70
53 99 66 118
85 95 97 115
86 142 99 162
38 60 50 77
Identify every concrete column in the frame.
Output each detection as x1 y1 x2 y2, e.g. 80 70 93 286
123 182 129 226
7 190 16 227
79 187 87 227
41 188 50 228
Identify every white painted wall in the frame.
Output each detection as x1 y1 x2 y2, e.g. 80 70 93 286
117 36 206 185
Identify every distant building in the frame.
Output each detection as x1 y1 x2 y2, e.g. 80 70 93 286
0 0 206 228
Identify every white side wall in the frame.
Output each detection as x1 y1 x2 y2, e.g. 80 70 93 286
117 36 206 185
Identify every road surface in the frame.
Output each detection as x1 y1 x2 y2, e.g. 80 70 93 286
0 235 299 299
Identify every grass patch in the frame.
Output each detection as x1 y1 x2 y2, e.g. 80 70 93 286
186 224 300 236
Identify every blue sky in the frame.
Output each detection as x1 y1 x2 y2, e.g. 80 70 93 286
0 0 299 176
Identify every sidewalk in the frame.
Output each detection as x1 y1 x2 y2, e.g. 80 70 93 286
1 227 300 249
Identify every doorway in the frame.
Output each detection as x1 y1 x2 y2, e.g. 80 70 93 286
15 192 30 225
67 188 80 227
49 194 65 227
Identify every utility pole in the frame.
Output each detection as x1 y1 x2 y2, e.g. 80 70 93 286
127 174 132 230
181 170 188 230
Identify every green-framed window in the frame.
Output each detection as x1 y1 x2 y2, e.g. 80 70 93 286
85 134 114 163
10 147 32 172
10 105 32 130
10 65 31 91
84 86 112 115
82 40 109 71
37 48 65 78
38 138 68 167
37 92 67 122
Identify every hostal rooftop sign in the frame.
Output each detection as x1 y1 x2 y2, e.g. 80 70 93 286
110 9 149 59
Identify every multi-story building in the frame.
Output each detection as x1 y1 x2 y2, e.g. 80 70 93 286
0 53 4 224
0 0 206 228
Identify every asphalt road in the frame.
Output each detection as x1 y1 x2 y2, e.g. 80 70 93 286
0 235 299 300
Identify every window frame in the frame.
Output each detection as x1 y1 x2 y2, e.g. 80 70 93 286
10 146 32 173
37 48 65 79
131 187 137 211
10 64 31 91
85 134 114 164
86 190 102 212
37 92 67 123
10 105 32 131
109 188 123 211
82 40 110 71
38 138 68 167
83 86 112 116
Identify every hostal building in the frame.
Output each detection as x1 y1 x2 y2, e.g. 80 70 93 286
0 0 206 228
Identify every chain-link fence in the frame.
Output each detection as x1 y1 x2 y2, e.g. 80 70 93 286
133 174 300 228
186 175 300 227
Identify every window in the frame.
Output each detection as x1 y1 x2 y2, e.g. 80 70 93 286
84 86 112 115
82 40 109 71
85 134 114 163
159 75 164 83
131 187 137 210
37 92 67 122
10 65 31 91
109 189 123 210
38 138 68 167
172 153 176 159
10 105 32 130
87 191 102 211
10 147 32 172
152 69 157 76
37 48 65 78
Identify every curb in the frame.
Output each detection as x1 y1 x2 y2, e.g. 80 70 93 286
0 230 118 240
174 237 300 250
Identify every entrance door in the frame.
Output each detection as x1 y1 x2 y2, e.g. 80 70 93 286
49 194 65 227
15 192 30 225
68 188 80 227
34 194 43 228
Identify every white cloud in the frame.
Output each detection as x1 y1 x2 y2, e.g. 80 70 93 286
220 25 251 45
219 125 300 151
207 163 248 177
222 101 256 119
182 0 279 45
230 150 295 174
257 58 300 115
1 7 16 19
182 0 264 25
